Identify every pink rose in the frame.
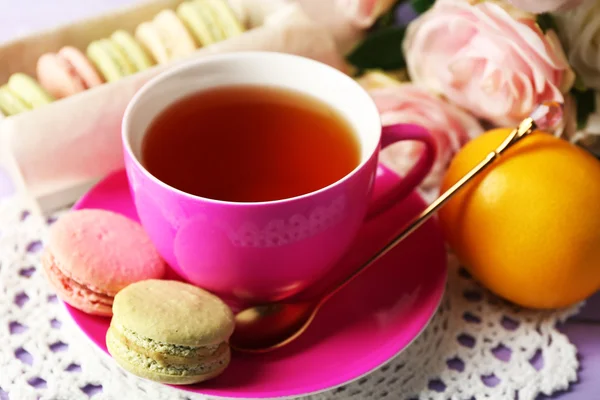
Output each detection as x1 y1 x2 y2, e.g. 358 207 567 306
369 83 484 195
403 0 575 126
507 0 584 13
336 0 397 28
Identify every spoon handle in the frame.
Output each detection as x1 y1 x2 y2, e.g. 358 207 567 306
321 118 538 304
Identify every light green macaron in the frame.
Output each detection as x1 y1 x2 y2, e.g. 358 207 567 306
0 73 54 116
9 73 55 108
205 0 245 38
87 39 136 83
193 0 227 43
106 279 234 385
110 30 154 72
177 0 245 47
177 1 218 46
0 85 30 116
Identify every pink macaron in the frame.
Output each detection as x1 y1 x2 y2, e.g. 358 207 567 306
37 46 104 99
42 209 166 316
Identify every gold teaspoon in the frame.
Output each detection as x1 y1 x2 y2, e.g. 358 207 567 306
230 101 564 354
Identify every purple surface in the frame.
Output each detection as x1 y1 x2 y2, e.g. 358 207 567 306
0 0 598 398
0 165 15 197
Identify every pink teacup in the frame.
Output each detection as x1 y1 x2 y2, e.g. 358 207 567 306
122 52 436 303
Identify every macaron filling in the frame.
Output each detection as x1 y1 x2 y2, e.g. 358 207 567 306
44 251 113 305
117 324 221 357
108 326 229 376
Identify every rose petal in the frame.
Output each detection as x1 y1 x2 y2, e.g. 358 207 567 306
369 84 484 193
404 0 574 126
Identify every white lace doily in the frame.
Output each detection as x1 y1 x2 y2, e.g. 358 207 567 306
0 196 582 400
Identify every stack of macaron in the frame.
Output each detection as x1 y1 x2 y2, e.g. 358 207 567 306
42 209 235 385
0 0 245 117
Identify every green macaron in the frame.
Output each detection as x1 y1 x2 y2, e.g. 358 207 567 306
0 73 55 116
106 279 234 385
87 39 136 83
177 0 245 47
0 85 30 116
205 0 245 38
110 30 154 72
195 0 227 42
177 1 218 46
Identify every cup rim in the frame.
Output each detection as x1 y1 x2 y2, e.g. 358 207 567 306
122 51 382 206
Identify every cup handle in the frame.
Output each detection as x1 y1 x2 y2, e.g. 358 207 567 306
366 123 437 218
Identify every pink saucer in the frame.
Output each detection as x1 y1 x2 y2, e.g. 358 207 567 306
66 169 447 399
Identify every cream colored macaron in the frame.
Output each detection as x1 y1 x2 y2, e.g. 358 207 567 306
135 9 197 64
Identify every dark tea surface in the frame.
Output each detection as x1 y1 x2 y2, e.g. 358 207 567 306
142 85 361 202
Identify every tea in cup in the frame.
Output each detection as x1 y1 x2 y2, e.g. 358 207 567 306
122 52 436 303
